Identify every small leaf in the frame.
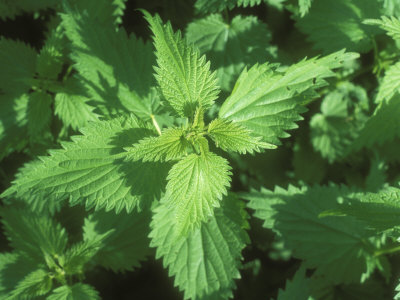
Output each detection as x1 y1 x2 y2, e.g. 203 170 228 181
164 151 232 235
376 61 400 102
364 16 400 42
126 127 189 162
208 118 276 154
46 283 100 300
143 11 220 117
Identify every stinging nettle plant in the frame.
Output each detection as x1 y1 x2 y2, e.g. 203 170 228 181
3 0 400 299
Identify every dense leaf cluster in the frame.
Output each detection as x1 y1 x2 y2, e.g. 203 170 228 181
1 0 400 299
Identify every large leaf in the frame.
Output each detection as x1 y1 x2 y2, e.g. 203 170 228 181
163 152 232 235
186 14 274 91
376 61 400 102
143 11 220 118
150 193 249 300
219 50 358 146
62 8 155 118
8 269 52 300
246 185 385 284
1 115 170 213
296 0 382 53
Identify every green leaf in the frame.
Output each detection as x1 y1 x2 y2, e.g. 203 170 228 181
62 8 155 119
70 0 128 26
143 11 220 118
163 151 232 235
321 187 400 232
276 266 311 300
194 0 263 14
0 93 28 160
0 253 39 298
352 95 400 150
2 115 170 213
27 91 53 141
247 185 384 284
296 0 381 53
0 0 58 20
186 14 274 91
150 193 249 300
126 127 189 162
310 83 369 163
0 38 37 95
207 118 276 154
36 25 65 80
364 16 400 42
60 239 103 276
298 0 313 17
0 208 68 263
219 50 358 146
8 269 52 300
46 283 100 300
376 61 400 102
54 77 99 131
83 209 152 272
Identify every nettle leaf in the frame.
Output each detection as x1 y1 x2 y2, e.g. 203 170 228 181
126 127 189 162
207 118 276 154
0 253 39 298
164 152 232 235
276 266 311 300
0 0 58 20
70 0 128 26
376 61 400 102
194 0 263 14
46 283 100 300
219 50 358 146
83 209 152 272
54 77 99 131
27 91 53 141
62 7 155 118
246 185 385 284
353 95 400 150
364 16 400 42
8 269 52 300
2 115 170 213
0 38 37 95
0 93 28 160
143 11 220 118
60 239 104 276
322 187 400 232
298 0 313 17
296 0 381 53
310 82 369 163
186 14 274 91
36 25 65 80
0 208 68 263
150 194 249 300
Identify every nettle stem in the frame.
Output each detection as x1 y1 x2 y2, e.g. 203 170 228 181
151 114 162 136
374 244 400 257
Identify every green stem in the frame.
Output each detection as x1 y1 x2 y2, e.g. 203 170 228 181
374 244 400 257
151 114 162 136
